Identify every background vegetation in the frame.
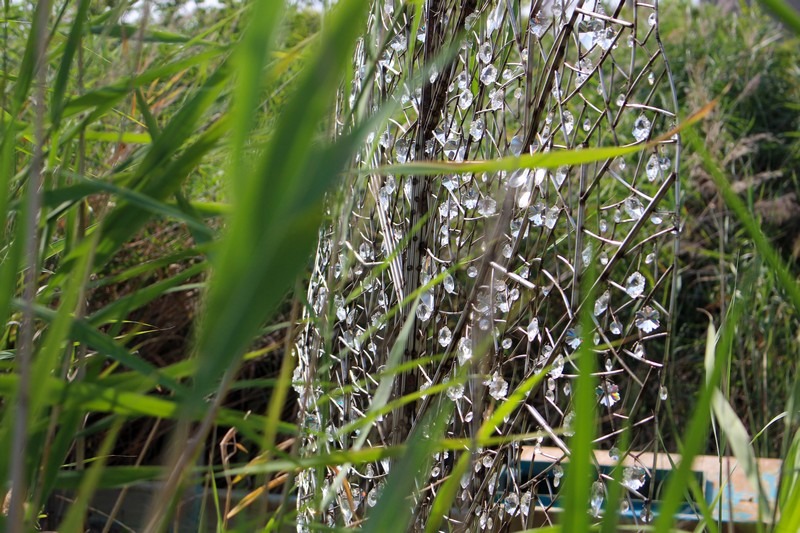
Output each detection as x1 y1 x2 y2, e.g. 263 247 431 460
660 0 800 458
0 0 797 531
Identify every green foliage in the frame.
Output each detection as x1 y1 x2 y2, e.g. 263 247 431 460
660 0 800 458
0 0 338 529
0 0 797 531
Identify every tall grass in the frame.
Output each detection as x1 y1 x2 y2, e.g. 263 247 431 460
0 0 796 531
0 0 362 529
660 0 800 460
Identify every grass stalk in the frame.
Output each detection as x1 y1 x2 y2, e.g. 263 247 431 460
8 1 51 529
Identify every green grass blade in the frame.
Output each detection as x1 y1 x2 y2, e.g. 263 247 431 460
133 69 229 188
7 0 48 114
50 0 90 129
89 23 224 46
424 452 470 533
90 116 226 268
561 270 599 532
710 391 770 516
44 174 212 240
350 300 419 448
227 0 284 199
173 190 213 247
88 246 209 288
0 218 24 344
0 375 181 419
192 0 368 401
374 144 648 176
81 129 152 143
54 465 164 490
757 0 800 34
371 105 713 177
57 418 124 532
62 49 222 118
135 89 161 140
87 262 205 327
654 306 739 532
601 428 630 533
363 404 453 533
683 127 800 316
776 427 800 532
0 374 273 444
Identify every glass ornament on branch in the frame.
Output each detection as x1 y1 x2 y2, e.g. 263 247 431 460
295 0 680 528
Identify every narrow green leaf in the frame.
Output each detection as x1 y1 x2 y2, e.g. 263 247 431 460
371 104 714 177
350 300 419 449
0 373 280 443
425 453 470 533
55 465 163 490
50 0 90 128
710 391 770 516
173 190 213 246
58 418 124 532
89 23 224 46
132 66 230 191
91 116 226 268
757 0 800 34
44 174 212 239
561 267 598 533
0 215 24 342
135 89 161 140
776 428 800 533
8 0 49 113
228 0 284 200
81 129 152 143
654 315 732 532
405 0 425 74
87 262 206 327
62 49 221 117
364 404 453 532
373 143 647 176
192 0 368 402
684 127 800 316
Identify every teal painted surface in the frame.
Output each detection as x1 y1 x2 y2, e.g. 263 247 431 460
513 458 779 524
